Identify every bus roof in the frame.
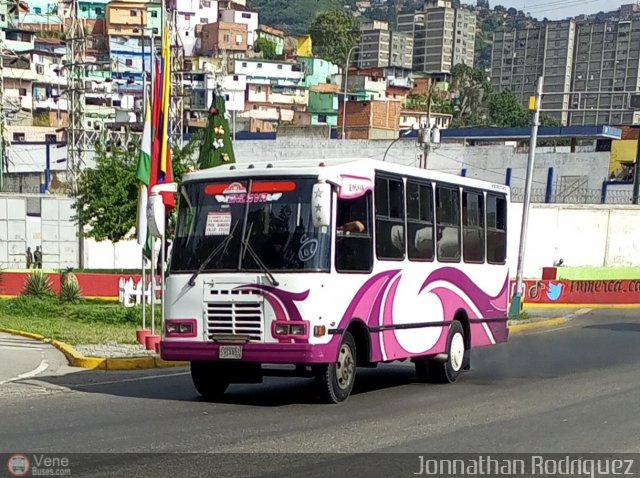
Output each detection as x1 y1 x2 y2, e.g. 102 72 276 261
181 158 510 195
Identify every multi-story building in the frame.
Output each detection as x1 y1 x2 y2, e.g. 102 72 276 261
298 57 340 88
570 20 640 125
308 84 339 127
32 38 68 128
230 58 306 131
397 0 475 79
492 19 640 125
491 21 575 125
197 21 248 57
256 24 285 57
169 0 219 57
219 7 258 47
355 20 413 69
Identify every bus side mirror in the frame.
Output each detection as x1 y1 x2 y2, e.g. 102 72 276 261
147 182 178 238
312 182 331 229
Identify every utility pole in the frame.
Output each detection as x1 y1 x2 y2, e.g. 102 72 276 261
509 76 544 317
341 45 357 140
168 7 185 147
66 0 88 268
418 83 434 169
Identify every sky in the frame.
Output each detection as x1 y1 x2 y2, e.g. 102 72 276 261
463 0 633 20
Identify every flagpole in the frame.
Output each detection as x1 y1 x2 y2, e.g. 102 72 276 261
151 239 156 336
141 250 146 330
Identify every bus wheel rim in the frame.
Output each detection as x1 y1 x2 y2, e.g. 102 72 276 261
450 332 465 372
336 344 354 390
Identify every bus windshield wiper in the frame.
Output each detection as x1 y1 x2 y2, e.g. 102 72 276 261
241 237 279 287
187 220 239 287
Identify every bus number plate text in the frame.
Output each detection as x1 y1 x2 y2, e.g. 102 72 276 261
219 345 242 360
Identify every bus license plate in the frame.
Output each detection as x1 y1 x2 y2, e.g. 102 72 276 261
219 345 242 360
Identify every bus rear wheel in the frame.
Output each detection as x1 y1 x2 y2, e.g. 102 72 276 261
190 361 230 400
316 332 357 404
415 320 465 384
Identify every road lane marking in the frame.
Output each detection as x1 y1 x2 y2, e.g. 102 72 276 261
0 359 50 385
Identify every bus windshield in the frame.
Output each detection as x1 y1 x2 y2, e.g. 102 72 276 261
170 176 331 273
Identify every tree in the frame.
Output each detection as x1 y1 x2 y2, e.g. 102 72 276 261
450 63 492 127
254 37 278 60
73 135 198 244
198 87 236 169
487 89 529 127
249 0 343 35
309 9 361 67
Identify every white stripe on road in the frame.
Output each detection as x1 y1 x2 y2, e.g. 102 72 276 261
0 344 46 351
0 359 50 385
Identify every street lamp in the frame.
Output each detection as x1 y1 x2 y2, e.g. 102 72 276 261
341 45 358 141
383 126 416 162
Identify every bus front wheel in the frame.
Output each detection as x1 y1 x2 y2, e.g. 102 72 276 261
415 320 465 384
316 332 357 404
190 361 230 399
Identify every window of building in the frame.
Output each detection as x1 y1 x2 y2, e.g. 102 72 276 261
115 25 122 32
318 114 327 123
462 190 485 263
95 7 102 15
277 64 283 70
36 65 44 74
486 194 507 264
151 11 158 18
407 180 434 261
13 132 25 141
225 94 230 101
256 86 262 93
336 192 373 273
201 18 208 23
257 63 262 68
224 34 230 41
130 9 137 16
233 74 239 80
435 185 460 262
45 134 57 143
375 175 405 260
184 14 191 20
242 12 251 18
152 27 158 34
126 59 133 67
18 88 27 96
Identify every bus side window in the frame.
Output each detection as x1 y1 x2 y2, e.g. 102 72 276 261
375 176 405 260
435 185 461 262
462 190 485 263
487 194 507 264
407 180 434 261
335 192 373 273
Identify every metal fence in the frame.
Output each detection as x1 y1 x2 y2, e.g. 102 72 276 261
511 186 634 204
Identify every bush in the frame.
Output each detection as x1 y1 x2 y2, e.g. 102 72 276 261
22 270 55 298
59 270 83 303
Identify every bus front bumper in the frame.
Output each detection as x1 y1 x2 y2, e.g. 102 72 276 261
160 340 338 364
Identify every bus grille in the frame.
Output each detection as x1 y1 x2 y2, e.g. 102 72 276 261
205 302 263 342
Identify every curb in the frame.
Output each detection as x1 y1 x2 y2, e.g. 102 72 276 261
0 328 188 370
508 317 568 334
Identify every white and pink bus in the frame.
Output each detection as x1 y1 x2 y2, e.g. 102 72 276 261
157 158 510 403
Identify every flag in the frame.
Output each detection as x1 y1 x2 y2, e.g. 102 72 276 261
159 25 175 210
136 98 152 256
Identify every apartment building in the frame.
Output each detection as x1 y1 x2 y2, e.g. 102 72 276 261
355 20 413 69
397 0 475 78
491 21 575 125
570 20 640 125
492 19 640 125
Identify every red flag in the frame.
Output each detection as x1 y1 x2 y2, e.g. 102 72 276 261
149 59 163 196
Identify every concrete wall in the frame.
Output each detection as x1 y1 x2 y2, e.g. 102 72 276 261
231 139 610 192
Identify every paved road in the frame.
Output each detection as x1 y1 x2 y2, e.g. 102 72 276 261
0 310 639 476
0 333 69 385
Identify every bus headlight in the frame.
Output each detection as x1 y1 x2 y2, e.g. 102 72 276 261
165 320 196 337
275 324 290 335
290 324 306 336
